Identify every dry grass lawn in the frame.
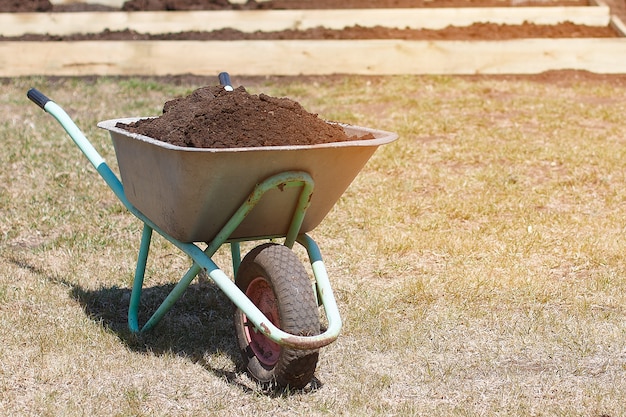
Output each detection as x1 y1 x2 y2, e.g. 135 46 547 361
1 72 626 416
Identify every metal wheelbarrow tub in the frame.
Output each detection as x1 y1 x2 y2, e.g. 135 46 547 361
98 118 398 243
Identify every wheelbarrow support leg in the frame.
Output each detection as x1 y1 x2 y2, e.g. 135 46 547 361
128 224 152 333
230 242 241 276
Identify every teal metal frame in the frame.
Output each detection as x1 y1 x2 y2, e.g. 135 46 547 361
28 89 342 350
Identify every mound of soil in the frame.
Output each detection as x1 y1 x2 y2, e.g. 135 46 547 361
0 0 51 12
117 84 368 148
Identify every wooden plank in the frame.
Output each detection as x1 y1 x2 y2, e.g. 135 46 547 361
48 0 251 5
2 39 625 76
0 6 611 37
611 15 626 36
49 0 125 5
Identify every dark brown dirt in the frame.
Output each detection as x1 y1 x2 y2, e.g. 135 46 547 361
3 21 617 41
116 84 369 148
0 0 51 12
119 0 589 10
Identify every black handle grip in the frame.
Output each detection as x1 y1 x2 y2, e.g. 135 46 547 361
218 72 233 91
27 88 51 110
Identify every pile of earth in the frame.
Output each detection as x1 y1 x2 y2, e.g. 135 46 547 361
117 84 370 148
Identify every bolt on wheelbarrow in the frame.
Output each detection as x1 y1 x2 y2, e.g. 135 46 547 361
26 80 397 390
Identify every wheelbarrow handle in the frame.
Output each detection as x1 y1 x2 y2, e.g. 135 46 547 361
27 88 51 110
218 72 233 91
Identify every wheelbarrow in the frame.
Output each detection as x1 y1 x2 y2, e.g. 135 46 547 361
26 80 398 390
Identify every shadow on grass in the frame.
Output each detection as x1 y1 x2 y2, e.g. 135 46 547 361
8 254 323 395
69 278 255 389
7 252 249 389
70 278 324 395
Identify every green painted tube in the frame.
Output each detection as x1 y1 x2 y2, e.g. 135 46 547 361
128 224 152 333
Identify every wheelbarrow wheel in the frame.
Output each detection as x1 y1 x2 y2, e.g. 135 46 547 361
234 243 320 390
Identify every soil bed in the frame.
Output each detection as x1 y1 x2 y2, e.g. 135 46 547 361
117 85 368 148
0 0 591 12
0 0 620 40
2 22 617 41
2 0 623 75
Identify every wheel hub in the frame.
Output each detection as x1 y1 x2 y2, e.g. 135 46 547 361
244 277 281 366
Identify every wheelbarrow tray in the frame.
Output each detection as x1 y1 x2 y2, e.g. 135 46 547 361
98 118 398 243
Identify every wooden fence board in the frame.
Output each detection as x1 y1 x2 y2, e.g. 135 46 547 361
49 0 125 5
2 39 625 76
47 0 249 5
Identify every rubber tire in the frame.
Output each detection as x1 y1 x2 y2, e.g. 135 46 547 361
234 243 320 390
